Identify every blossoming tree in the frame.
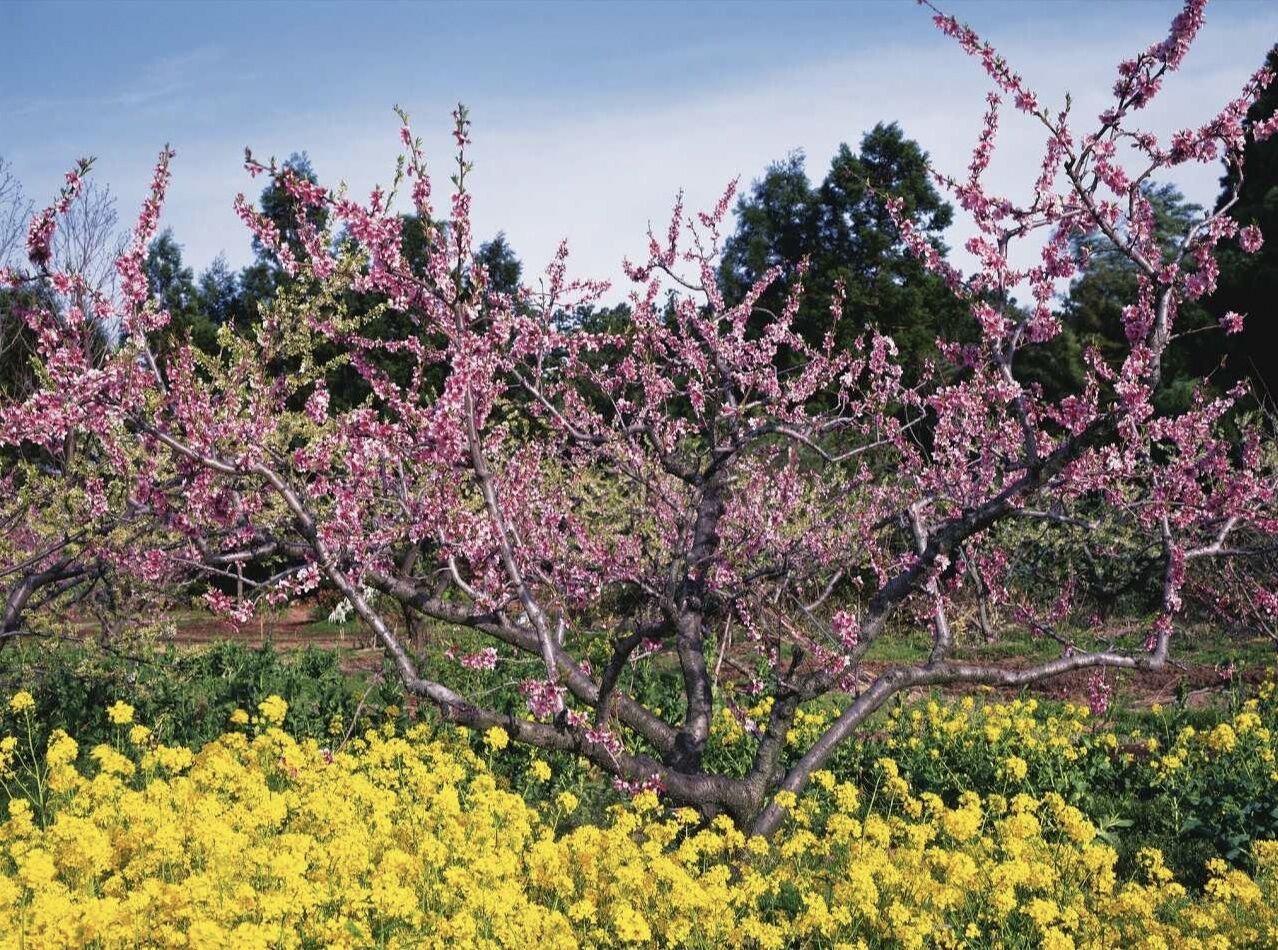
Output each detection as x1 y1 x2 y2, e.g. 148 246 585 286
3 0 1276 832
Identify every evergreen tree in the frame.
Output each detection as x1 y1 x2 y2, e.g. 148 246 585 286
1210 45 1278 405
475 232 522 298
196 254 241 327
1056 182 1215 412
720 123 971 373
146 229 218 355
254 151 327 265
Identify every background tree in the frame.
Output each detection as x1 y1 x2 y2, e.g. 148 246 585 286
1050 182 1218 412
474 232 522 298
147 229 218 355
196 254 242 328
1210 44 1278 406
720 123 971 373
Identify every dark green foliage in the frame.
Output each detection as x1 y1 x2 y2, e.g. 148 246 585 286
1210 45 1278 405
196 254 242 328
235 259 279 324
719 123 972 373
1054 182 1220 412
147 229 219 356
253 151 327 267
474 232 522 298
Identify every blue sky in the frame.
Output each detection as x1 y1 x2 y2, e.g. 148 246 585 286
3 0 1277 288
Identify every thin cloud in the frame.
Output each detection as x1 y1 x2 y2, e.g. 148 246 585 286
9 2 1276 303
1 47 225 121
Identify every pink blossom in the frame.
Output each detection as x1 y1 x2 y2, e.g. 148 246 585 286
305 382 330 424
25 209 56 268
203 589 255 627
1239 224 1264 253
1086 670 1112 718
459 647 498 670
1219 310 1246 335
520 679 566 719
614 773 666 796
831 610 859 651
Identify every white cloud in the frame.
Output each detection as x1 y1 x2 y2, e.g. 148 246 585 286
31 5 1278 302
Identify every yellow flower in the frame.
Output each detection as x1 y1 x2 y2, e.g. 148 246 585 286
17 849 57 887
1002 755 1029 781
941 798 983 842
1025 897 1059 926
1254 840 1278 870
146 744 194 773
106 700 135 725
0 735 17 777
256 695 288 726
46 729 78 768
1234 711 1262 735
8 691 35 713
833 782 860 814
90 743 135 777
529 758 553 782
483 726 510 751
632 789 661 815
612 903 652 943
1207 723 1237 754
229 707 250 725
0 679 1272 948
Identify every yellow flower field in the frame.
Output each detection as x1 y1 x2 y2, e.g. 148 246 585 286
1 694 1276 949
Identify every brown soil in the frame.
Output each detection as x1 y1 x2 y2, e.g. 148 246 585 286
860 658 1269 710
126 610 1274 709
156 607 386 675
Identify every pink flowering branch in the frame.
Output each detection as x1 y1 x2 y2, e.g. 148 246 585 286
2 0 1275 833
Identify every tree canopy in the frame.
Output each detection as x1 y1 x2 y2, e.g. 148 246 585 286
720 123 971 374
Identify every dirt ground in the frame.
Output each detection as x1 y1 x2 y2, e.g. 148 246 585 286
865 660 1268 710
152 608 1271 711
158 607 386 675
